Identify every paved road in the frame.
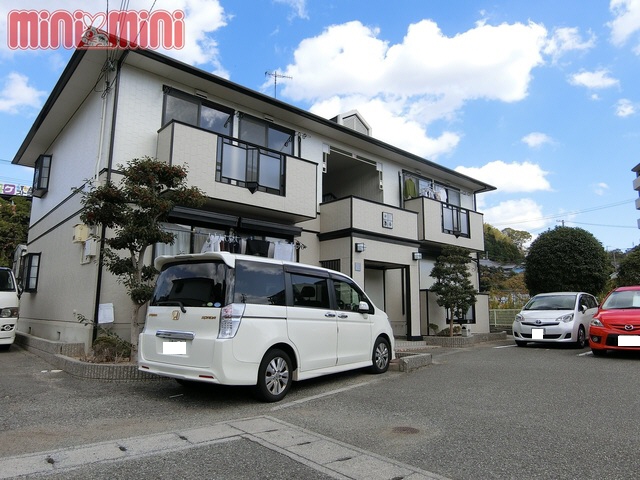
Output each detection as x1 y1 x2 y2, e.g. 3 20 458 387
1 341 639 479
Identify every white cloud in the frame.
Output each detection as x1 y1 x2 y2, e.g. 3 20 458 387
0 72 46 113
543 26 596 62
593 182 609 195
615 98 637 116
569 69 619 89
482 198 547 230
275 19 547 158
609 0 640 51
521 132 553 148
273 0 309 20
455 160 551 193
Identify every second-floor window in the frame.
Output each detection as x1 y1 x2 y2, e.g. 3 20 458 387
238 114 294 155
403 173 461 206
162 87 234 136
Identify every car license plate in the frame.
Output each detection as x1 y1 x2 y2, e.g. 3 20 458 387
618 335 640 347
162 341 186 355
532 328 544 339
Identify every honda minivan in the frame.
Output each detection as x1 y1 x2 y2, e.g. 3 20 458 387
138 252 395 402
0 267 20 351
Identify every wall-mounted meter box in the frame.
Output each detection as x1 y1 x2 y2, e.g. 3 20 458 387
73 224 90 243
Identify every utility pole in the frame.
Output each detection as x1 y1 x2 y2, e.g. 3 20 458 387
265 71 292 99
556 219 565 227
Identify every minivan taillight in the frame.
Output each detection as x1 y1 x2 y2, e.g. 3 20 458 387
218 303 245 339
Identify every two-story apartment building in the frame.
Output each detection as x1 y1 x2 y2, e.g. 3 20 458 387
13 40 495 349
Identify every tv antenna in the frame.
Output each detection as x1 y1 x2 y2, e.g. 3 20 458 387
265 71 292 99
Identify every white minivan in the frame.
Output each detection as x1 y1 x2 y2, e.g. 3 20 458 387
139 252 395 402
0 267 20 351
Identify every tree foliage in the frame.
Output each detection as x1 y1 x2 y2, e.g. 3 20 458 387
615 246 640 287
501 227 532 253
430 245 477 336
483 224 523 262
0 196 30 268
524 226 609 296
79 157 206 346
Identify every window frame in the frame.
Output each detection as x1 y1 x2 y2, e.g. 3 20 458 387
238 114 294 155
32 154 52 198
23 253 41 292
162 86 234 136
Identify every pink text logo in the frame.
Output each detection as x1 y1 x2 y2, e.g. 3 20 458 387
7 10 185 50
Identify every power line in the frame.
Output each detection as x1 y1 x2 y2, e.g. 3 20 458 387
562 220 638 229
491 199 636 227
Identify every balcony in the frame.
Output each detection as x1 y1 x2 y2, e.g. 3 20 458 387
157 121 317 222
404 196 485 251
320 197 418 241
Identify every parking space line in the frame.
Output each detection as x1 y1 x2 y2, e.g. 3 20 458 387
577 351 593 356
493 345 516 349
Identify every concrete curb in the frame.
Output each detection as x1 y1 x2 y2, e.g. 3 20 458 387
15 331 507 380
390 352 433 372
15 332 159 381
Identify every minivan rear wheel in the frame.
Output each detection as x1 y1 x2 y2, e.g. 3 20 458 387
369 337 390 374
255 349 292 402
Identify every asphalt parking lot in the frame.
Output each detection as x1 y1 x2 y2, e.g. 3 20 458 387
1 341 639 479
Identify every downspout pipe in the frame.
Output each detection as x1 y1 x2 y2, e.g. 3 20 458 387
92 50 129 342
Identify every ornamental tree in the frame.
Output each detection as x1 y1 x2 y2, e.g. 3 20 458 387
615 247 640 287
430 245 477 337
79 157 206 350
0 196 30 268
524 226 609 296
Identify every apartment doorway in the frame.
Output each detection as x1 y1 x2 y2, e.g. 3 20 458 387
364 262 409 338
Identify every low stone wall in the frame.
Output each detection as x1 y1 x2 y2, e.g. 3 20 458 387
15 332 85 358
418 331 507 348
15 332 159 381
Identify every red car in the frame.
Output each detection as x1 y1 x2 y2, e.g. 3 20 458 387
589 286 640 356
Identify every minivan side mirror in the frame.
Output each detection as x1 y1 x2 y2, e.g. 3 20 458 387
358 301 370 314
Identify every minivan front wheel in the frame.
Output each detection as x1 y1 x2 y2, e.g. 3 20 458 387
369 337 390 374
255 349 292 402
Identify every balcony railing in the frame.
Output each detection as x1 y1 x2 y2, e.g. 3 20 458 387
404 196 485 251
156 121 317 222
442 204 470 238
216 136 285 196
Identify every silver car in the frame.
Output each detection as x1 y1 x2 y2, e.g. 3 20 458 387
513 292 598 348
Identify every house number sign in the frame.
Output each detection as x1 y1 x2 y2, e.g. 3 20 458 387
382 212 393 229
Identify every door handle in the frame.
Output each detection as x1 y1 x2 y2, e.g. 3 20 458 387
325 312 336 318
338 314 348 319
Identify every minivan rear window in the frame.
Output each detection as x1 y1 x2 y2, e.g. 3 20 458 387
152 261 229 307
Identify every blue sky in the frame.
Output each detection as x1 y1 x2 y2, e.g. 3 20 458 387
1 0 640 252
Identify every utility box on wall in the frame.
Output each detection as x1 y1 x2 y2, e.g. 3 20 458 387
73 224 89 243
